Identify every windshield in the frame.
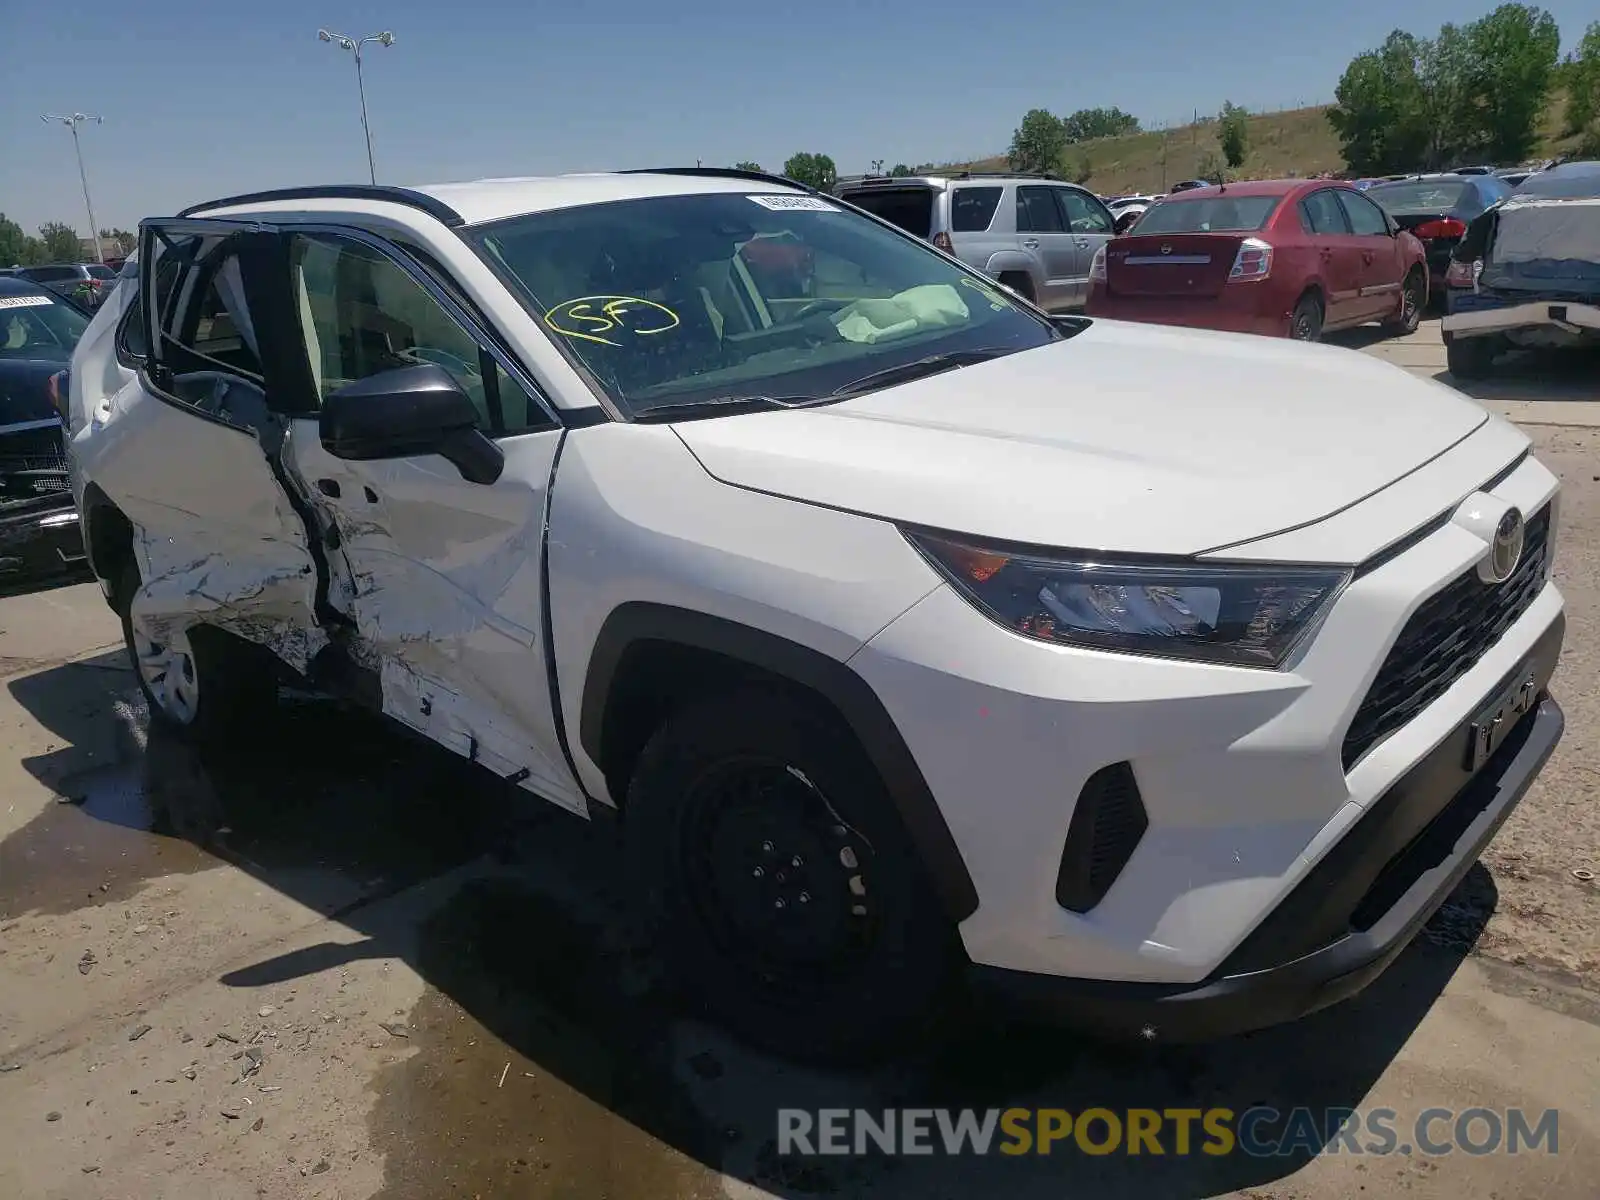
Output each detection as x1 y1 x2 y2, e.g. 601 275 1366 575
470 190 1055 417
1368 181 1471 213
1130 195 1281 233
0 292 89 361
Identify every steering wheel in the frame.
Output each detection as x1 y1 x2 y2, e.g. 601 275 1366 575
789 297 851 322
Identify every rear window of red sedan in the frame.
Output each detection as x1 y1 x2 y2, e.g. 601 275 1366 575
1130 195 1282 234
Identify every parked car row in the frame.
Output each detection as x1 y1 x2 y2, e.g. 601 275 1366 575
0 262 120 311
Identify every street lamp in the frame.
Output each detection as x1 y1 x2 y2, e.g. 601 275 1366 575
316 28 396 184
41 112 105 263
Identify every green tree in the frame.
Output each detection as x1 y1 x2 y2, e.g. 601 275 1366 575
1007 108 1067 174
0 213 30 266
782 152 837 190
1218 101 1250 168
1462 3 1561 164
889 163 913 176
1327 31 1432 174
1561 22 1600 153
1061 107 1141 142
732 161 763 173
39 221 81 262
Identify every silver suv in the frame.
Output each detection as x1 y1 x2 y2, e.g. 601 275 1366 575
836 173 1116 311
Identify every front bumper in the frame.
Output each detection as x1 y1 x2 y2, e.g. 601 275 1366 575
850 449 1563 992
973 654 1563 1041
0 491 88 589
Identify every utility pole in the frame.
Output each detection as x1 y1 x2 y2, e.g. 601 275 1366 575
317 28 396 184
41 113 105 263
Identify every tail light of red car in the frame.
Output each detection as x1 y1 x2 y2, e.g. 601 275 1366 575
1412 217 1468 240
1089 244 1107 283
932 231 954 253
1445 258 1478 288
1228 238 1273 283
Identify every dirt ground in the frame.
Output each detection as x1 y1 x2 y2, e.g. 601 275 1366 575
0 422 1597 1200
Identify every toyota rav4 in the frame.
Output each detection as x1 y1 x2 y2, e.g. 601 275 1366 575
66 169 1564 1061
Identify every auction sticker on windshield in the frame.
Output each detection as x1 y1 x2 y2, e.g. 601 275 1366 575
0 295 57 309
748 195 838 212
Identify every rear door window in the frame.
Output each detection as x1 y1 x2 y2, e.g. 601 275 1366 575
839 187 935 238
1299 190 1351 235
949 186 1003 232
1015 187 1065 233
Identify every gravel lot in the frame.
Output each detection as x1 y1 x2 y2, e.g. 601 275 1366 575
0 336 1595 1198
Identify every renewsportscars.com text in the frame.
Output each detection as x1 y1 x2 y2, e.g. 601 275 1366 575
777 1106 1560 1158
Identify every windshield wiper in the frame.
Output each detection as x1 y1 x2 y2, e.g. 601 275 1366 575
829 347 1014 400
631 393 828 423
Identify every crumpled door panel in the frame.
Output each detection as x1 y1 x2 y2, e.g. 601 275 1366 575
88 386 325 669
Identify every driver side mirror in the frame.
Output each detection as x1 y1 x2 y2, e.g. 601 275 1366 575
319 363 504 485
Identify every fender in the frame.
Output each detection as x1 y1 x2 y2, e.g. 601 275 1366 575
580 602 980 923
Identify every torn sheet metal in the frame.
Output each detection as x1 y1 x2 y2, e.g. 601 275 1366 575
130 530 327 672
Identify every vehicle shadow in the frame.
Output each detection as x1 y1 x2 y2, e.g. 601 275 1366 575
2 663 1499 1199
1431 345 1600 402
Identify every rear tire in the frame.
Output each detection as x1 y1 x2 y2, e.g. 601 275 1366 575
1445 332 1498 380
1385 269 1425 335
1289 292 1324 342
116 562 278 742
624 689 959 1064
998 271 1036 305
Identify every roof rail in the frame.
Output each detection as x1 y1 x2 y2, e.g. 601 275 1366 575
177 184 464 227
953 170 1063 182
619 166 819 193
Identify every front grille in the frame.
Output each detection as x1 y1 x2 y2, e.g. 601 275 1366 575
1342 505 1551 769
0 425 69 500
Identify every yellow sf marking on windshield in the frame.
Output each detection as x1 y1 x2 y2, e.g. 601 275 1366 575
544 295 681 347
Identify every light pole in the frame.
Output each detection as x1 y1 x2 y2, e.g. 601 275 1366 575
316 28 395 184
41 112 105 263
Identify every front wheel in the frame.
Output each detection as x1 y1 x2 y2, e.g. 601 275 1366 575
624 690 959 1063
1385 270 1425 335
116 562 279 741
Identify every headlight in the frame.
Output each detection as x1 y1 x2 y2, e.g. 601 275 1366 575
906 531 1349 669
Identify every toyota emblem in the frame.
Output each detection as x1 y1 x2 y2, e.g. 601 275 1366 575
1481 507 1525 584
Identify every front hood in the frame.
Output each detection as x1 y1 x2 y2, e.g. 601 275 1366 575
673 319 1489 558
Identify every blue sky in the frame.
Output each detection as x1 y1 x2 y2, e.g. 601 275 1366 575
2 0 1593 234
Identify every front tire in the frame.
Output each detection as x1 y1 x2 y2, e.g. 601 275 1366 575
1445 332 1498 380
624 689 959 1063
116 562 278 742
1385 269 1425 335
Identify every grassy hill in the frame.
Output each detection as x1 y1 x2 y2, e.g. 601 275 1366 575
935 95 1581 195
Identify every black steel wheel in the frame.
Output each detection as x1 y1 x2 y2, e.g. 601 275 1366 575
625 689 958 1063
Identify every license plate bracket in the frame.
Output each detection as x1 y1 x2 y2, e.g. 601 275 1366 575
1463 663 1538 772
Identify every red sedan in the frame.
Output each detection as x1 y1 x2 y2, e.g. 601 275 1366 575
1085 179 1428 342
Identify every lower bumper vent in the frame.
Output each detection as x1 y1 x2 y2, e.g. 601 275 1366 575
1056 762 1149 913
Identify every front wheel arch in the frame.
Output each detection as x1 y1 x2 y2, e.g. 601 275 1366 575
579 603 979 923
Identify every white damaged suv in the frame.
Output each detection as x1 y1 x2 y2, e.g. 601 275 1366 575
66 169 1564 1059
